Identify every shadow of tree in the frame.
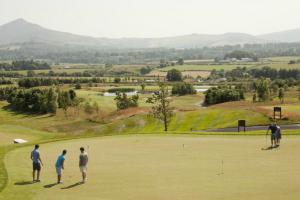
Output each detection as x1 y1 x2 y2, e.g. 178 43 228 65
2 105 54 118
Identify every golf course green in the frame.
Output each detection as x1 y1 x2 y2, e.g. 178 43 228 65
1 135 300 200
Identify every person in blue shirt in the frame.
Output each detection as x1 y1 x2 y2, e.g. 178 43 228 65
55 150 67 184
30 144 43 183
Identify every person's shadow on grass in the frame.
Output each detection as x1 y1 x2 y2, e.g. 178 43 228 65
44 183 58 188
261 146 275 151
61 182 83 189
14 181 34 186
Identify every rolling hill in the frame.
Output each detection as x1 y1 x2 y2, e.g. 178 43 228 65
259 28 300 43
0 18 269 49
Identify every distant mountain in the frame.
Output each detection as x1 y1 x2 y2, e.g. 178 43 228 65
0 19 269 49
114 33 267 48
2 18 300 50
0 18 105 47
259 28 300 43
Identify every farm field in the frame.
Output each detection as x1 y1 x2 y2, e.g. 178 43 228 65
2 135 300 200
149 57 300 77
6 56 300 78
9 64 147 76
159 64 257 71
147 70 211 78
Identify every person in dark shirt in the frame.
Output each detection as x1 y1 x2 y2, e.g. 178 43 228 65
267 123 278 148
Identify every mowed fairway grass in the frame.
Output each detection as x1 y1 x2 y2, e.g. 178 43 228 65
2 135 300 200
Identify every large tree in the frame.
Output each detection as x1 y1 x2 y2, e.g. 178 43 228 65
146 84 173 131
255 78 271 102
47 87 58 114
278 88 285 104
166 69 182 82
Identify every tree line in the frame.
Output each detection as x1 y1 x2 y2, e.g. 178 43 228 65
0 78 13 85
2 42 300 64
224 50 258 61
210 66 300 81
0 60 50 71
17 78 110 88
0 87 78 114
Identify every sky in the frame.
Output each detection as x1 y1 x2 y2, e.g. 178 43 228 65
1 0 300 38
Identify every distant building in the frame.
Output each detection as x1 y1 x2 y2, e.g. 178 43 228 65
240 58 254 62
219 57 253 63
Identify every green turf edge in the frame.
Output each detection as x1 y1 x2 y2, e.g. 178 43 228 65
1 129 300 193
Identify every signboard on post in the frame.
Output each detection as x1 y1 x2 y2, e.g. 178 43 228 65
238 120 246 132
273 107 282 119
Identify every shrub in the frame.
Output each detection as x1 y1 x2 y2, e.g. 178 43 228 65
204 86 244 105
114 77 121 83
115 92 139 110
140 66 152 75
166 69 182 82
172 83 196 96
75 83 82 90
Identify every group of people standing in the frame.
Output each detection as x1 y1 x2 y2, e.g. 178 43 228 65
267 122 282 148
30 145 89 184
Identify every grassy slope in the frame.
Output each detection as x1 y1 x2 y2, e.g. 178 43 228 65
1 87 300 197
3 135 300 200
0 97 269 194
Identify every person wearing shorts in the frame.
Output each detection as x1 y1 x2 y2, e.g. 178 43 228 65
79 147 88 183
267 123 278 148
55 150 67 184
276 125 282 146
31 144 43 182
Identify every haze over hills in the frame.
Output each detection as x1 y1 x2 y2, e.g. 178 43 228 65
259 28 300 43
0 19 300 50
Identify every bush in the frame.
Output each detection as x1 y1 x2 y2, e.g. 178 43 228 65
140 66 152 75
172 83 196 96
114 77 121 83
166 69 182 82
204 86 244 105
75 83 82 90
115 92 139 110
